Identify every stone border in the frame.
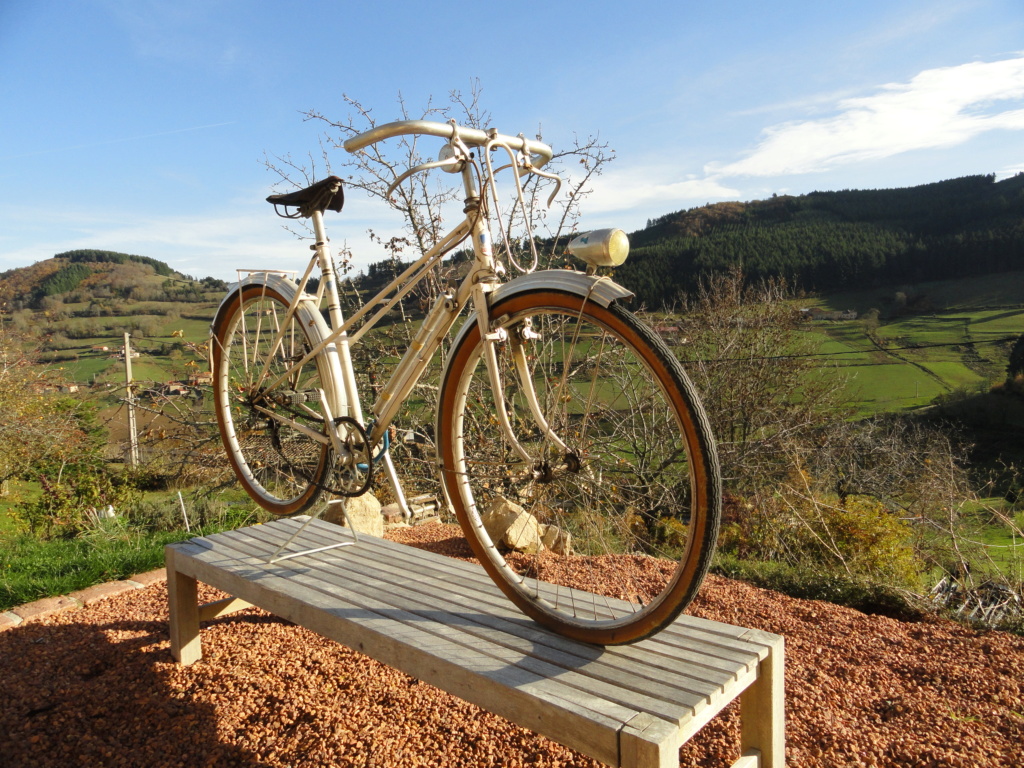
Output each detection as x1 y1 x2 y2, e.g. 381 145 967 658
0 568 167 631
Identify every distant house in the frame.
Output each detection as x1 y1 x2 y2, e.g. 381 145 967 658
188 372 212 386
163 381 190 396
652 325 683 342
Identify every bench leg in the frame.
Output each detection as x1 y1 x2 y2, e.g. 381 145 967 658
619 712 679 768
166 546 202 665
739 637 785 768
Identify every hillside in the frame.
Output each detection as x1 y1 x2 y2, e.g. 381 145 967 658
0 249 225 309
0 250 226 385
615 173 1024 308
3 174 1024 401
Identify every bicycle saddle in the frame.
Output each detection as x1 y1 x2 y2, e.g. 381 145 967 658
266 176 345 218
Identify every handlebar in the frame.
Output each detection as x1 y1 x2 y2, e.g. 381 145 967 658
342 119 554 170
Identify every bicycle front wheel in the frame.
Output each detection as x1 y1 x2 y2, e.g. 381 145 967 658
438 289 721 645
211 280 340 515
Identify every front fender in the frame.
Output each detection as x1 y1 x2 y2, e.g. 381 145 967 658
448 269 634 354
488 269 634 310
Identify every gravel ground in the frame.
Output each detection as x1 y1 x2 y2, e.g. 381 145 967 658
1 522 1022 767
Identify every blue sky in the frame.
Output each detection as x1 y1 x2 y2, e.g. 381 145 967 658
1 0 1023 280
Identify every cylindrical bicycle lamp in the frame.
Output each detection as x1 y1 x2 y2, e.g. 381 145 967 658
567 228 630 269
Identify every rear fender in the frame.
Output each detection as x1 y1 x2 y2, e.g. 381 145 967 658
211 274 347 418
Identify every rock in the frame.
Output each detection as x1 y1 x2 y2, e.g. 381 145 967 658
504 513 544 554
541 524 573 556
323 492 384 537
481 497 544 554
380 503 405 524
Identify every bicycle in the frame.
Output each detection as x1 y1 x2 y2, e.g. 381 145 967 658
210 119 721 645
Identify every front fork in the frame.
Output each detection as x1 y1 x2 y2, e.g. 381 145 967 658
475 295 577 483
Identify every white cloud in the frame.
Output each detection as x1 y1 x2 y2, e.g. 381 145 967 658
582 165 740 227
710 55 1024 178
0 197 405 281
997 163 1024 179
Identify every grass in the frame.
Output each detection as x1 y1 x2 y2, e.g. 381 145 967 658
0 525 197 611
789 270 1024 415
25 299 218 384
820 363 948 415
0 480 41 534
968 502 1024 581
0 480 266 611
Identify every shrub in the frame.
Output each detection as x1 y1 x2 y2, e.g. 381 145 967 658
15 465 145 539
719 487 925 590
711 553 925 620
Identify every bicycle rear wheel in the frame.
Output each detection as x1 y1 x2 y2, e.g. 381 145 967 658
211 280 340 515
438 289 721 645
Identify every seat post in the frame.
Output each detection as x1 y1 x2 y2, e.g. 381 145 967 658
310 210 364 423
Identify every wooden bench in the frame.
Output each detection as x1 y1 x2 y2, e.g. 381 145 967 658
166 516 784 768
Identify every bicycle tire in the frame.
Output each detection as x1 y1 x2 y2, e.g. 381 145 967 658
211 280 342 515
438 289 721 645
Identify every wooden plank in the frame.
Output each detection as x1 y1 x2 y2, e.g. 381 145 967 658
165 546 201 665
197 596 253 622
237 528 737 716
229 521 754 710
235 523 731 689
213 519 765 725
731 750 762 768
186 527 696 726
255 518 764 677
205 524 770 708
740 634 785 768
619 712 681 768
176 540 638 729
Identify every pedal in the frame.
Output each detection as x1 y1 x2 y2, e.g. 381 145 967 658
274 389 322 405
408 494 440 521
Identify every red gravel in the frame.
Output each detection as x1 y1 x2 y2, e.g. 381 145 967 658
1 522 1021 767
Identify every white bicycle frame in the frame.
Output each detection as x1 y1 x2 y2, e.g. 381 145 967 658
230 120 625 518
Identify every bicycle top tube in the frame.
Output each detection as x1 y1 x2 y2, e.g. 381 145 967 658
342 119 553 169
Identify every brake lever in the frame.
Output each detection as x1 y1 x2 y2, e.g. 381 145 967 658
386 155 463 199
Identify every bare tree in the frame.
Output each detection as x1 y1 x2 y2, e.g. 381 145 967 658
265 81 615 287
259 85 617 503
675 269 848 490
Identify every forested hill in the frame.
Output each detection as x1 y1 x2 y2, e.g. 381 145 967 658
613 173 1024 307
0 249 225 309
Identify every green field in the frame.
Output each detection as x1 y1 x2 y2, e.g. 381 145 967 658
35 307 217 384
816 271 1024 315
796 272 1024 415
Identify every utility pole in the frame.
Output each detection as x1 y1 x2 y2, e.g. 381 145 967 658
124 332 140 466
